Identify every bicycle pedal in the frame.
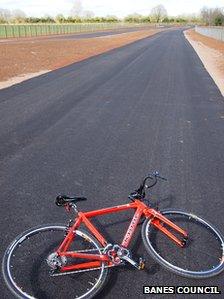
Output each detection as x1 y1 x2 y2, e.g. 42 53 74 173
138 258 145 270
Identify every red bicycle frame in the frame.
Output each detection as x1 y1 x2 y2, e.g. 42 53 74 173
56 199 188 273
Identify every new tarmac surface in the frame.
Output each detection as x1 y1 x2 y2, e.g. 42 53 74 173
51 26 154 40
0 28 224 298
0 26 155 43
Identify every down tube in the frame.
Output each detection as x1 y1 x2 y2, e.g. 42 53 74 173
121 207 143 248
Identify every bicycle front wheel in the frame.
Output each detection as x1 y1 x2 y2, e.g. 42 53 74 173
142 210 224 278
2 224 108 299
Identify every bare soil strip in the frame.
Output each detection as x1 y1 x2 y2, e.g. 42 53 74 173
0 71 49 89
0 29 162 90
184 29 224 96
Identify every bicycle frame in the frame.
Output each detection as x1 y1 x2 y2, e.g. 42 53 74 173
56 199 188 273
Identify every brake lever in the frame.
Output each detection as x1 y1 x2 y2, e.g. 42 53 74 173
150 171 168 181
158 175 167 181
146 174 167 184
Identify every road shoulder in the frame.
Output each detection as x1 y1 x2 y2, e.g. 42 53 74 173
184 29 224 97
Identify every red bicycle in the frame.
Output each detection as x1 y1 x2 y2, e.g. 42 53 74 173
2 172 224 299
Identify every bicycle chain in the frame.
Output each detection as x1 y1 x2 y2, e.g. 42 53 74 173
50 264 118 276
50 247 122 276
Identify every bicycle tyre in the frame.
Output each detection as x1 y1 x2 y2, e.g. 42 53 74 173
142 210 224 278
2 224 108 299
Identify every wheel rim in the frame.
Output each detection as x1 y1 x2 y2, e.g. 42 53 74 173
145 211 224 277
3 226 107 299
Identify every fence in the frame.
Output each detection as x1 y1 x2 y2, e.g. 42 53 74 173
195 26 224 42
0 23 142 39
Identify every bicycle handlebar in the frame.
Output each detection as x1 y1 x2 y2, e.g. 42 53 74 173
128 171 167 201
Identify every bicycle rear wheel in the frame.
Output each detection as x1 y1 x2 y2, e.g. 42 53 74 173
2 224 108 299
142 210 224 278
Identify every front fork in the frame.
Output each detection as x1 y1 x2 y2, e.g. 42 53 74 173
147 210 188 247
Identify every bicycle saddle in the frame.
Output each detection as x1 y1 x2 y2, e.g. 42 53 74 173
55 194 87 206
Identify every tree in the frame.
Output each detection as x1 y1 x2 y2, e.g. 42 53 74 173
11 9 26 22
201 7 213 25
141 16 151 23
213 8 224 25
175 17 187 23
70 0 83 17
104 15 119 22
124 13 143 23
151 5 167 23
82 10 94 19
40 14 55 23
55 14 65 23
201 7 224 26
162 17 170 23
0 8 11 23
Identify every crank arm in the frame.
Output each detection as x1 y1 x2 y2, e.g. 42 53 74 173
120 255 145 270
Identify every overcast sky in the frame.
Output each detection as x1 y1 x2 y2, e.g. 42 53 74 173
0 0 224 17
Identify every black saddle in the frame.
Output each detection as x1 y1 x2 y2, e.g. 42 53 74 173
55 194 87 206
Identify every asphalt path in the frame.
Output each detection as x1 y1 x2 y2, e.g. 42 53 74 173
0 26 156 43
0 28 224 298
50 26 155 40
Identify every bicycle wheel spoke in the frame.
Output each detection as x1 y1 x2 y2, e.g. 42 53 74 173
3 225 108 299
185 246 222 260
142 210 224 278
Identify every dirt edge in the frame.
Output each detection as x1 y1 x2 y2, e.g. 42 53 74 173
0 70 50 90
184 29 224 97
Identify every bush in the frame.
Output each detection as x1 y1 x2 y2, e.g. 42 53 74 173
124 14 150 23
214 15 224 26
162 17 170 23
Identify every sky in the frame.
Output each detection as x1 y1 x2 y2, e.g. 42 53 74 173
0 0 224 17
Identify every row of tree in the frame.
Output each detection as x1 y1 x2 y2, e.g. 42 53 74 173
201 7 224 26
123 14 200 24
0 5 223 25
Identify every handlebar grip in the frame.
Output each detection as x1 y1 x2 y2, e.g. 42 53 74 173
158 175 167 181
